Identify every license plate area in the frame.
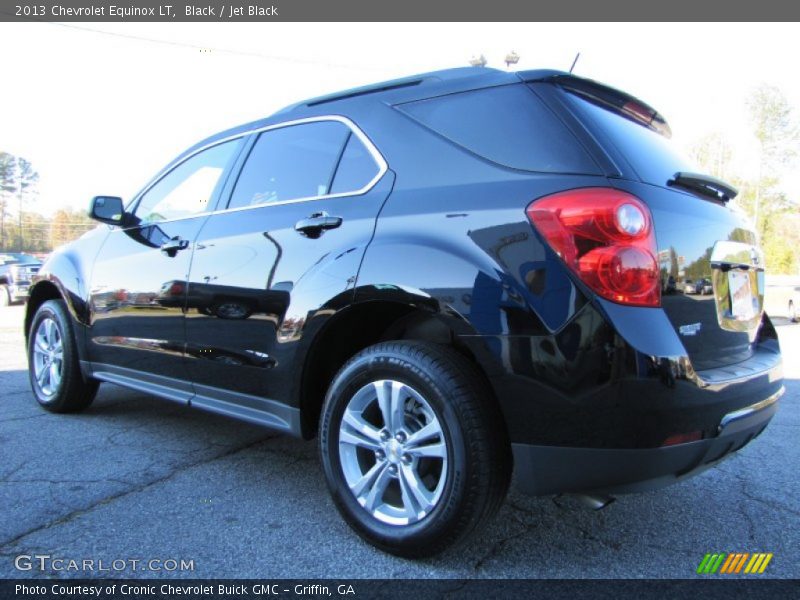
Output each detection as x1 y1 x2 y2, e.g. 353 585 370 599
711 266 764 335
728 270 756 320
709 240 765 334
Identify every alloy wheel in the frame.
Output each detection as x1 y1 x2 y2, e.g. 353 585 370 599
338 380 448 525
32 317 64 397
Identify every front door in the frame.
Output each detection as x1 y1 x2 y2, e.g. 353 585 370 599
87 139 242 398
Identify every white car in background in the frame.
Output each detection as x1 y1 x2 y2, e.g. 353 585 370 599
789 287 799 322
764 277 800 323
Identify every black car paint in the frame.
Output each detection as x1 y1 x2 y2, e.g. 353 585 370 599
26 67 782 496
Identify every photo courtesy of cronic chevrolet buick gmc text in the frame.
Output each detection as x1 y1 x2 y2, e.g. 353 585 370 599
24 68 784 557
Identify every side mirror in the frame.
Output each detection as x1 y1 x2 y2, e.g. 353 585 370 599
89 196 125 225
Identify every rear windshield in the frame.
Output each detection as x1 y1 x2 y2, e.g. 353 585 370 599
396 84 601 174
560 86 695 186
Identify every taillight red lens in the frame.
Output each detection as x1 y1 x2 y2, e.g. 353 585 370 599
526 188 660 307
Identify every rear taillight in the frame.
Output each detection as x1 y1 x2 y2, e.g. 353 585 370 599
526 187 660 307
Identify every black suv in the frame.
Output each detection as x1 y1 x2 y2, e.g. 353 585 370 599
25 67 783 557
1 252 42 305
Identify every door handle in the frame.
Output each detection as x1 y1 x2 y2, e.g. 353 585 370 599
294 211 342 238
160 236 190 257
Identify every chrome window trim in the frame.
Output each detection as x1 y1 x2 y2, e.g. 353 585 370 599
128 115 387 226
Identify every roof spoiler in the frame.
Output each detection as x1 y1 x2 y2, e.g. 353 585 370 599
525 72 672 138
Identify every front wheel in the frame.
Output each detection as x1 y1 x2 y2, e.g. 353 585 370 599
319 341 511 557
28 299 99 412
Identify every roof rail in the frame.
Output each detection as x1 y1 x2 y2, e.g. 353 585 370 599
273 66 506 115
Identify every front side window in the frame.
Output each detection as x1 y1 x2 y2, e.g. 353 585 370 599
134 140 239 223
228 121 364 210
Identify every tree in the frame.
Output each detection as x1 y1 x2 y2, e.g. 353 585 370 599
0 152 17 251
746 84 799 231
15 157 39 249
49 208 95 250
726 85 800 275
689 132 734 181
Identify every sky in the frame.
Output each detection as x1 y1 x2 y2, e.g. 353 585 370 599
2 22 800 216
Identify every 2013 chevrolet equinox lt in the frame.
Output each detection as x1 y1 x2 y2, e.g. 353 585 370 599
25 67 784 557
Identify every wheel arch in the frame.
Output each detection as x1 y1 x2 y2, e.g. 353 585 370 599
25 281 66 341
298 298 503 440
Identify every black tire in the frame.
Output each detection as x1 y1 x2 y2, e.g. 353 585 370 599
0 284 10 307
789 301 797 323
27 299 99 413
319 341 511 558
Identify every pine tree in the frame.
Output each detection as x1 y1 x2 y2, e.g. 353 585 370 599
15 157 39 250
0 152 18 251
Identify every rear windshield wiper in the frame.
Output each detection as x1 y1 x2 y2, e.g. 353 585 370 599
668 172 738 203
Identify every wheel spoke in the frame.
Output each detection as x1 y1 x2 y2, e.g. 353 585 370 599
49 363 61 389
363 464 393 512
340 410 381 450
36 365 48 386
349 460 385 498
407 441 446 459
404 420 441 448
35 332 49 353
44 320 55 348
399 463 434 518
374 380 407 433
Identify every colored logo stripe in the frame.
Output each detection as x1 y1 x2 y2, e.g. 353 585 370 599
697 553 725 574
697 553 773 574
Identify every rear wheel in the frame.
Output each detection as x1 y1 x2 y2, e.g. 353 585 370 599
28 299 99 412
319 341 511 557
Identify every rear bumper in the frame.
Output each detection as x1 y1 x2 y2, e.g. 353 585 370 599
512 387 781 496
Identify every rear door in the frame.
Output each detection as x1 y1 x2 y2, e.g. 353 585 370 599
87 139 242 395
185 116 392 422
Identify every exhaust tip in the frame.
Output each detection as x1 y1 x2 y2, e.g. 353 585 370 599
573 494 616 510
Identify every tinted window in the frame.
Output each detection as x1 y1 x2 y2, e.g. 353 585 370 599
397 84 600 174
0 253 38 265
564 90 695 186
330 133 380 194
135 140 239 223
229 121 350 209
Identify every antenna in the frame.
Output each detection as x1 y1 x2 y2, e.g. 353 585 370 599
569 52 581 73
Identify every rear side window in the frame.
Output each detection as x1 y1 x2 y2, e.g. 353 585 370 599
330 133 380 194
562 88 695 186
229 121 350 209
396 84 600 174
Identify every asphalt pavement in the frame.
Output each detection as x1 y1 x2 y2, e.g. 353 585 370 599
0 304 797 579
